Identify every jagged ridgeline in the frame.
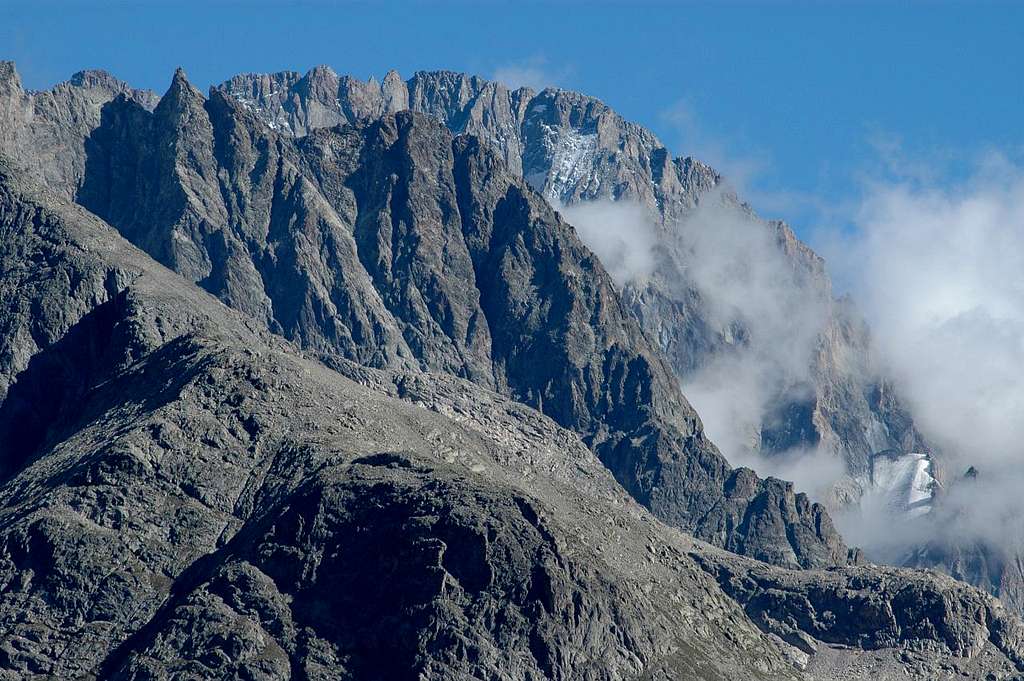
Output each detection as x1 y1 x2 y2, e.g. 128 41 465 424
1 62 852 569
0 60 1022 680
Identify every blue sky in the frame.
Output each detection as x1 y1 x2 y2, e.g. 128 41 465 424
3 1 1022 238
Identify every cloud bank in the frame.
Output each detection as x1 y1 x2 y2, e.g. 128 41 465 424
673 150 1024 562
559 199 659 286
492 57 570 92
825 154 1024 554
835 158 1024 467
673 191 831 468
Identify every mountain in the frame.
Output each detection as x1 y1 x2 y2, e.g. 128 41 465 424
1 61 1023 679
0 161 804 679
0 62 853 571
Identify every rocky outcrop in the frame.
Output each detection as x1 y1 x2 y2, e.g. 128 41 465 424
0 60 156 199
694 544 1024 680
0 64 854 570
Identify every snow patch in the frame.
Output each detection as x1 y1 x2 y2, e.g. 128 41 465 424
528 124 598 202
863 452 935 519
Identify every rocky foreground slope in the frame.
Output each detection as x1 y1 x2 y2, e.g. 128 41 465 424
0 62 1022 679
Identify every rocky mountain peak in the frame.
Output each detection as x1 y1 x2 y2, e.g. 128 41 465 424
380 68 409 111
0 61 22 96
155 69 214 141
68 68 125 91
0 64 930 533
153 68 211 145
0 63 23 140
300 63 340 97
161 66 203 110
307 63 338 80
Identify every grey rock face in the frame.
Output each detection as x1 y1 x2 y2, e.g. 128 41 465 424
0 64 852 570
2 62 1024 679
694 545 1024 681
403 71 932 492
216 67 717 222
0 60 157 200
0 158 1020 680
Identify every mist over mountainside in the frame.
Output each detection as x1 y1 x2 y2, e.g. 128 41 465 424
0 58 1022 679
823 161 1024 611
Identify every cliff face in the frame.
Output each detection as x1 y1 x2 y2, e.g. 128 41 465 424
0 62 157 200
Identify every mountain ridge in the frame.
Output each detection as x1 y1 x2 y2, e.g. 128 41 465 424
0 61 858 571
0 60 1020 679
212 63 930 491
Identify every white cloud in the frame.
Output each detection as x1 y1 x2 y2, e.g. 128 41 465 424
565 185 839 502
674 142 1024 564
837 155 1024 467
492 56 571 92
674 191 830 465
559 199 659 286
822 151 1024 556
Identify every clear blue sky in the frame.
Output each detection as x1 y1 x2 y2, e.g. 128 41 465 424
4 1 1022 236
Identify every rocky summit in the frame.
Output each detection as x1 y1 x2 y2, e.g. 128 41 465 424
0 60 1021 680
